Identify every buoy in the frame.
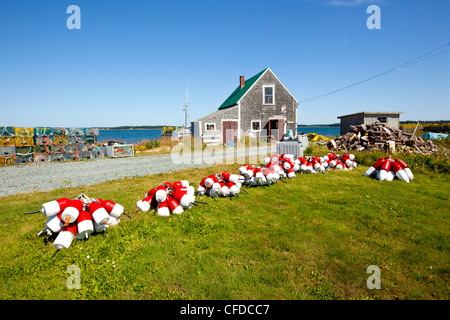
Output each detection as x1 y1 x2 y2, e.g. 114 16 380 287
394 158 414 181
88 201 110 225
391 161 410 183
96 198 130 219
52 223 77 257
364 157 385 177
76 210 94 240
376 158 392 181
167 196 184 214
172 189 194 209
227 182 240 197
61 199 83 225
24 197 71 216
38 212 63 236
155 185 167 202
157 200 170 216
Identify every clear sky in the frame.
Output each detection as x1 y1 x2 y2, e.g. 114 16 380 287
0 0 449 127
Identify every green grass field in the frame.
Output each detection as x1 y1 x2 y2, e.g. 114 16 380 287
0 161 449 300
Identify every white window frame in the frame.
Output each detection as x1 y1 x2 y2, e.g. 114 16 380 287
263 84 275 105
205 123 216 132
251 120 261 132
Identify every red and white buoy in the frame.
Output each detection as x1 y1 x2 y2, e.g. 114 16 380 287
364 157 385 177
155 185 168 203
167 196 184 214
391 160 410 183
157 199 170 216
52 223 77 257
394 158 414 181
376 158 392 181
88 201 110 225
96 198 130 219
61 199 83 225
76 210 94 239
38 212 64 236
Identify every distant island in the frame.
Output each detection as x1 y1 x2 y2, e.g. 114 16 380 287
98 125 170 130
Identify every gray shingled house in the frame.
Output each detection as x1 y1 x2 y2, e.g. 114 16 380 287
191 68 298 145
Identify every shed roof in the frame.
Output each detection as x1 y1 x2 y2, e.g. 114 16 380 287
218 68 268 110
338 111 403 119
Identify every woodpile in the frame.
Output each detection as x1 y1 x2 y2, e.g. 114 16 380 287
324 121 438 154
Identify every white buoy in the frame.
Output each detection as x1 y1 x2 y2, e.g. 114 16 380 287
167 196 184 214
76 210 94 240
364 157 385 177
53 223 77 256
157 200 170 216
96 198 125 219
391 161 410 183
394 158 414 181
155 185 167 202
39 197 71 217
61 199 83 224
88 201 110 225
136 196 153 212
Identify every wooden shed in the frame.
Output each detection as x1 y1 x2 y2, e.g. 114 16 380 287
338 112 403 135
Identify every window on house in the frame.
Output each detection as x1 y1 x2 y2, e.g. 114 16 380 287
263 85 274 105
205 123 216 132
378 117 387 123
251 120 261 132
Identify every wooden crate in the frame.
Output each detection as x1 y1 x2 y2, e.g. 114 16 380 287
0 146 16 157
0 127 15 137
53 136 69 145
54 127 70 136
0 156 14 166
15 146 34 155
0 137 15 146
14 127 34 137
14 136 34 146
35 136 53 145
34 153 51 163
35 144 51 154
68 135 84 144
34 127 54 137
50 153 66 162
14 154 34 165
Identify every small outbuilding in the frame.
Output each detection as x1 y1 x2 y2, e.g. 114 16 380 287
337 111 403 135
191 68 298 145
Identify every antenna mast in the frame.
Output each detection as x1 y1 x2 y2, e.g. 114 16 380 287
183 82 189 128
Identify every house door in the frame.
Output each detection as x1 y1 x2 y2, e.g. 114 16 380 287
269 119 284 141
222 121 238 145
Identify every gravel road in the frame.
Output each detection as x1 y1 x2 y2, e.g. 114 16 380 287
0 146 275 197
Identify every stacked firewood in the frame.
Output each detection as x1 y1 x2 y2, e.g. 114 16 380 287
325 121 438 154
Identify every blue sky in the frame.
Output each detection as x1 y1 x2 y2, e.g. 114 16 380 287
0 0 449 127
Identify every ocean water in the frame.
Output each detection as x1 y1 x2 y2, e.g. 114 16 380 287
98 129 162 144
97 126 340 144
297 126 340 137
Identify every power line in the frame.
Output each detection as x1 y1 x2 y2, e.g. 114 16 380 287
299 42 450 104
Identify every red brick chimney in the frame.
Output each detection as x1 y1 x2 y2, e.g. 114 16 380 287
240 75 245 89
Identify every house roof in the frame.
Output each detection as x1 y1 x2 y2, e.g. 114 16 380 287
338 111 403 119
218 68 268 110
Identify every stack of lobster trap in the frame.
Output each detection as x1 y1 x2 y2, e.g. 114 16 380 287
0 126 105 165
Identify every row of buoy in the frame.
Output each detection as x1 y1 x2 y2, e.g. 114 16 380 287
136 180 207 216
25 194 130 257
194 153 359 196
196 172 249 198
363 157 414 183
